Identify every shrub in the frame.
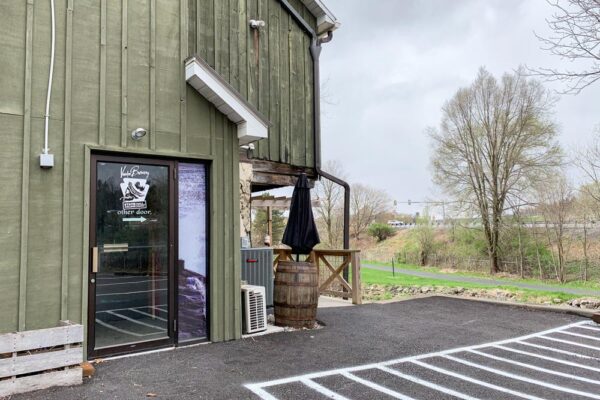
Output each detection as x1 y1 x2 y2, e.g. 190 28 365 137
368 223 395 242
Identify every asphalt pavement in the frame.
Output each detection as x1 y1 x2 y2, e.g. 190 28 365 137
364 263 600 296
17 296 596 400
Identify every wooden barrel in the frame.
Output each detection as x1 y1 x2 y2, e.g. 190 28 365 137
274 260 318 329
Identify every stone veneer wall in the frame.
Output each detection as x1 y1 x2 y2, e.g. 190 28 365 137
239 162 253 240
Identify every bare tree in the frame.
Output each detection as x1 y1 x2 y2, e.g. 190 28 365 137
414 214 436 266
350 184 391 240
573 188 597 280
430 68 562 274
535 173 574 282
530 0 600 94
574 128 600 205
313 160 346 248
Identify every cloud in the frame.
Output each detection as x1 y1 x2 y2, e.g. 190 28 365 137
320 0 600 215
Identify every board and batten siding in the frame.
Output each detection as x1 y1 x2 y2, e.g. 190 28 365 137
189 0 317 168
2 0 338 344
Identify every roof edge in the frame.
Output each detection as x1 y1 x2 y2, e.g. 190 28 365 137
299 0 340 35
185 55 270 145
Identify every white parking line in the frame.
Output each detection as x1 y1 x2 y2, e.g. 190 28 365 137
557 330 600 342
299 378 351 400
340 371 415 400
579 325 600 332
493 344 600 373
106 310 167 331
97 278 168 286
377 365 479 400
97 288 167 296
443 354 600 399
129 308 168 321
96 304 167 314
468 349 600 386
515 340 600 360
245 386 278 400
95 318 158 337
245 320 600 400
539 335 600 351
411 359 546 400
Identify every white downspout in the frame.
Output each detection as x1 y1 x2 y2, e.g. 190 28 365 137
44 0 56 154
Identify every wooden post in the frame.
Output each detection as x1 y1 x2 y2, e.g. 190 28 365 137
314 252 320 286
351 252 362 305
267 206 272 243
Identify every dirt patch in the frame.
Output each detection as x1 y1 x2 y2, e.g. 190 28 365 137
363 283 600 310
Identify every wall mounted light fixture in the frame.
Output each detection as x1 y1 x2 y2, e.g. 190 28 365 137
249 19 265 29
131 128 147 141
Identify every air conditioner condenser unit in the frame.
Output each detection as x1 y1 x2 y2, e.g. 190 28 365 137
241 285 267 334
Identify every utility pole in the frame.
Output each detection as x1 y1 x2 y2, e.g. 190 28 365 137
397 199 455 225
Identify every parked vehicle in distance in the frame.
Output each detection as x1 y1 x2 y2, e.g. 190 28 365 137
387 220 405 228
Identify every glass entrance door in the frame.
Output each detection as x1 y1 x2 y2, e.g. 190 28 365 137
89 156 174 355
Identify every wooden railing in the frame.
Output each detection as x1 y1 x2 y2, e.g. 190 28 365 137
273 249 362 305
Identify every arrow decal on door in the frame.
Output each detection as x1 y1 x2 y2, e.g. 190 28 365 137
123 216 147 223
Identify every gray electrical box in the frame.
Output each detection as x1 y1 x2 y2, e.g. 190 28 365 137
241 248 274 307
40 153 54 168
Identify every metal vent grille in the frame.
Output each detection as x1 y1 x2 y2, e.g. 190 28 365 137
248 289 265 331
242 285 267 334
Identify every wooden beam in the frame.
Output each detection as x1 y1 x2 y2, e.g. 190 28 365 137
252 171 315 189
251 196 319 209
241 155 316 178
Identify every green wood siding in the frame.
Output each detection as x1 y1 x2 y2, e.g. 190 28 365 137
188 0 317 167
0 0 267 344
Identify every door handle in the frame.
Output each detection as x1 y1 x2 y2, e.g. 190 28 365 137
92 246 99 273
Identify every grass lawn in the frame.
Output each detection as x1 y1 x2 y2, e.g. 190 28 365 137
362 260 600 291
360 266 585 303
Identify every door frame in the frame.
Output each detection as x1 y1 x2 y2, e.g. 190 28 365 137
87 153 180 358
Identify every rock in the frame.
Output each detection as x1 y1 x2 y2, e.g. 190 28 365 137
569 299 581 307
420 286 432 294
578 298 600 309
552 298 562 304
81 361 95 378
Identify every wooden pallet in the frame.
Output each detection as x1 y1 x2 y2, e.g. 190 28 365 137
0 322 83 397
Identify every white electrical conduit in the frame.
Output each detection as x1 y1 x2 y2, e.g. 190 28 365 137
43 0 56 154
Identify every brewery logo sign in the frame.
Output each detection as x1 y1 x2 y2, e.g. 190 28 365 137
119 165 150 210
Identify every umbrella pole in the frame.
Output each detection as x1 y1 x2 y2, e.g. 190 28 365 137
296 253 299 262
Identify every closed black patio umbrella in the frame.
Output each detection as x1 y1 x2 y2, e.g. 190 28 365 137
276 173 320 329
282 173 320 255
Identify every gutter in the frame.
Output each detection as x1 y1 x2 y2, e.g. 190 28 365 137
278 0 350 250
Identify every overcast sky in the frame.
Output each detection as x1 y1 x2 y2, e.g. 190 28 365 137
319 0 600 215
